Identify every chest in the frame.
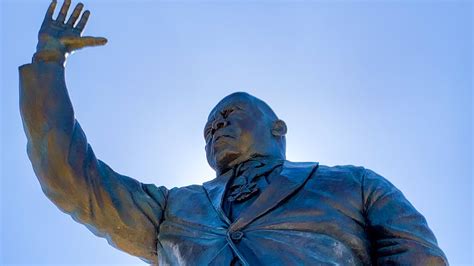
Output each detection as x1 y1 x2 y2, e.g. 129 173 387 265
156 170 370 265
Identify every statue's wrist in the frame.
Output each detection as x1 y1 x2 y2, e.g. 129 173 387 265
32 49 66 65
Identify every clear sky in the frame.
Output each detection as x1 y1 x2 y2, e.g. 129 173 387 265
1 0 472 265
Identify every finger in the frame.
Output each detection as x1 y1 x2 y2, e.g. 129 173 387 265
80 36 108 47
62 36 107 49
75 10 90 33
43 0 57 22
66 3 84 26
56 0 71 23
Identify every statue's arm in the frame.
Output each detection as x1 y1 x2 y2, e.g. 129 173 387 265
362 169 448 265
19 1 166 263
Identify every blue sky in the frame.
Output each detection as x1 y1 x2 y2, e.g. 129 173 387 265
1 0 472 265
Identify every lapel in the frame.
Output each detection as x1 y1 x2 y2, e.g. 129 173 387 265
230 161 318 231
203 160 319 229
203 169 233 225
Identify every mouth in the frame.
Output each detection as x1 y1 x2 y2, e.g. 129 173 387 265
214 134 234 142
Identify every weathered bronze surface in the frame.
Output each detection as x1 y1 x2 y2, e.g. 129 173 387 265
19 1 448 265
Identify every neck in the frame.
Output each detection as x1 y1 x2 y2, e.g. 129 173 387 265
216 154 284 176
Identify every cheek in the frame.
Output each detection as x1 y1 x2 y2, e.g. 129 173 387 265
234 118 257 136
238 126 266 152
232 122 252 144
239 132 253 148
205 143 210 155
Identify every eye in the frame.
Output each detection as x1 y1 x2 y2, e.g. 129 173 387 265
221 108 234 118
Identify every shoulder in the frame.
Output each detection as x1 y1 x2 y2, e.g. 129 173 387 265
315 164 366 177
315 165 404 210
284 161 391 188
281 161 368 182
313 164 393 186
360 168 404 207
168 184 206 198
283 161 368 192
312 164 367 185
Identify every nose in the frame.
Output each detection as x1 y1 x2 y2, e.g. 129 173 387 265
212 117 228 130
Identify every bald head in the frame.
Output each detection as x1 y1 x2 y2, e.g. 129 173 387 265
208 92 279 122
204 92 287 173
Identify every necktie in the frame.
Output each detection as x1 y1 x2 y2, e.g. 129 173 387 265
226 159 283 203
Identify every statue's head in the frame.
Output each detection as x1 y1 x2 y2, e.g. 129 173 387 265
205 92 287 174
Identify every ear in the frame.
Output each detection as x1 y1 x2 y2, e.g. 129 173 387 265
271 119 287 137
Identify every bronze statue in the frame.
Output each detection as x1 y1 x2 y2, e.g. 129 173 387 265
20 1 448 265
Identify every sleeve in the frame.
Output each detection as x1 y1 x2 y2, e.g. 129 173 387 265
19 61 167 264
362 168 448 265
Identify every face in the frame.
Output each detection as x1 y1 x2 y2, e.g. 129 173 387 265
204 93 283 174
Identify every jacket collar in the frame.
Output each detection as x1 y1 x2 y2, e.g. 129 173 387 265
202 166 234 225
203 160 319 227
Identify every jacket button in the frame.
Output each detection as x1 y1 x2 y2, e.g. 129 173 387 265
230 231 244 241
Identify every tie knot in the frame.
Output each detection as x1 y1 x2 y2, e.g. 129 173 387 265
226 158 284 203
235 160 262 177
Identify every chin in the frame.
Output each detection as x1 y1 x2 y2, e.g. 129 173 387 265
215 149 242 173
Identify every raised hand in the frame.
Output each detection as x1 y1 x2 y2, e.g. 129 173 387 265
34 0 107 63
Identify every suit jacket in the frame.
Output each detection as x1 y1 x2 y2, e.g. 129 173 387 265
19 61 448 265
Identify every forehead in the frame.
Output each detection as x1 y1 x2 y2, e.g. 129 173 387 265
207 94 256 120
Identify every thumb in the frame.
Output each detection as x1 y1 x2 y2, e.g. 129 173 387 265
61 36 108 50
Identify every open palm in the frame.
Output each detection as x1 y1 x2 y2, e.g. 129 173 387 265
37 0 107 57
